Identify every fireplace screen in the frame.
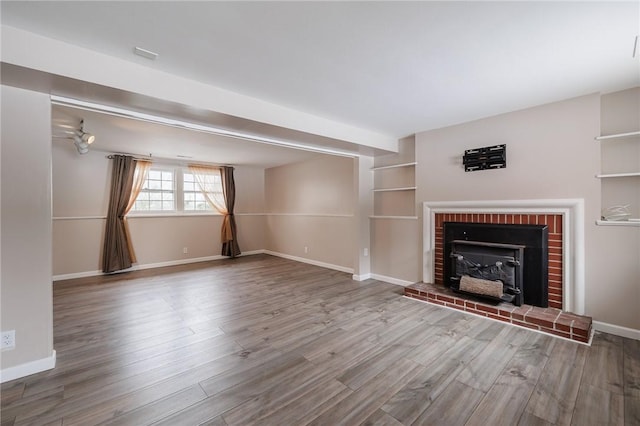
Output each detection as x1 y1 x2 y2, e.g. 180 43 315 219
450 240 524 306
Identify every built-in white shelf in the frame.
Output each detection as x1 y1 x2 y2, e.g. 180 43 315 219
596 172 640 178
595 131 640 141
369 215 418 220
595 129 640 226
596 220 640 227
372 186 416 192
370 162 417 171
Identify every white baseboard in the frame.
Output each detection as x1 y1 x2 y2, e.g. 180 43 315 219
53 250 265 282
592 321 640 340
370 273 415 287
263 250 354 274
352 273 372 281
0 350 56 383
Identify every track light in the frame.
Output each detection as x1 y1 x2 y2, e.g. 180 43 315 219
72 120 95 154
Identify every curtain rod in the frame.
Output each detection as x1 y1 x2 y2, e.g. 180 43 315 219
103 151 231 169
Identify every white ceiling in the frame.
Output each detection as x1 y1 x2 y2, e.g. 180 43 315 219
2 1 640 164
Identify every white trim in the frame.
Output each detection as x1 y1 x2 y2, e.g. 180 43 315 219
370 273 415 287
595 220 640 227
372 187 416 192
53 250 265 282
51 95 362 158
404 296 593 346
52 215 107 221
593 321 640 340
263 250 354 274
352 273 372 281
596 172 640 178
369 216 418 220
266 213 353 218
52 213 352 220
0 350 56 383
422 199 585 315
370 162 417 171
595 130 640 140
53 269 103 281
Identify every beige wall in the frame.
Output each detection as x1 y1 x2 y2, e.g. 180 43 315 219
1 85 54 370
370 137 421 283
264 155 357 270
416 91 640 330
590 88 639 330
52 140 266 276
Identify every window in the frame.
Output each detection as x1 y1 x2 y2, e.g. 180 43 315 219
129 167 224 214
131 169 175 212
183 172 222 211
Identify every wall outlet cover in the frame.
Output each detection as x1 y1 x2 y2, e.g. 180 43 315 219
1 330 16 350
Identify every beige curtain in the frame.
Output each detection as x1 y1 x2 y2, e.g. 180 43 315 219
188 164 241 257
124 160 151 263
102 157 151 273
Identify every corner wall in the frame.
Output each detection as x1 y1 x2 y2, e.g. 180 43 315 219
264 155 357 272
1 85 55 379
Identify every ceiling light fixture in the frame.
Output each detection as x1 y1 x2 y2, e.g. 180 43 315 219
50 95 358 158
72 119 95 154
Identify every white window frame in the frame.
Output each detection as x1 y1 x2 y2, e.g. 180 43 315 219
128 165 224 217
129 166 176 213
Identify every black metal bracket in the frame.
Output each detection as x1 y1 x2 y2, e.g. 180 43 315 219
463 144 506 172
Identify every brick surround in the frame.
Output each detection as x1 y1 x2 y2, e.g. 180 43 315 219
434 212 564 309
411 210 592 343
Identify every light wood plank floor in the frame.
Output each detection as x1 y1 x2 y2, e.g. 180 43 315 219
1 254 638 425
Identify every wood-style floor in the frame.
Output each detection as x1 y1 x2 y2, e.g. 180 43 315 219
1 254 638 425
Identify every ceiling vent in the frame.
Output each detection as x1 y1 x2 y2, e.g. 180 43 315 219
133 46 158 60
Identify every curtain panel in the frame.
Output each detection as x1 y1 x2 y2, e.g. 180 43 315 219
188 164 241 258
102 156 151 273
220 166 241 257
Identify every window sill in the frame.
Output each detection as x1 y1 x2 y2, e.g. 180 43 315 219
127 212 222 218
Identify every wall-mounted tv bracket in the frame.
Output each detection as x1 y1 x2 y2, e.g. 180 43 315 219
463 144 506 172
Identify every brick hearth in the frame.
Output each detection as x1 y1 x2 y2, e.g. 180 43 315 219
416 210 591 343
405 283 592 343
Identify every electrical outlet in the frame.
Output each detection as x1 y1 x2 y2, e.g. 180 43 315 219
1 330 15 350
183 247 188 254
363 248 369 257
304 246 308 254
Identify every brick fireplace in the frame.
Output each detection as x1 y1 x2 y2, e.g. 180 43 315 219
437 213 561 309
405 199 592 343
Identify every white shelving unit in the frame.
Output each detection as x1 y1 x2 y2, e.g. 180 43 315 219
371 153 416 218
596 172 640 179
370 162 417 171
595 130 640 227
372 186 417 192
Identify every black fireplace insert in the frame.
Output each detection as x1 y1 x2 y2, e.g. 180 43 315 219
443 222 549 308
